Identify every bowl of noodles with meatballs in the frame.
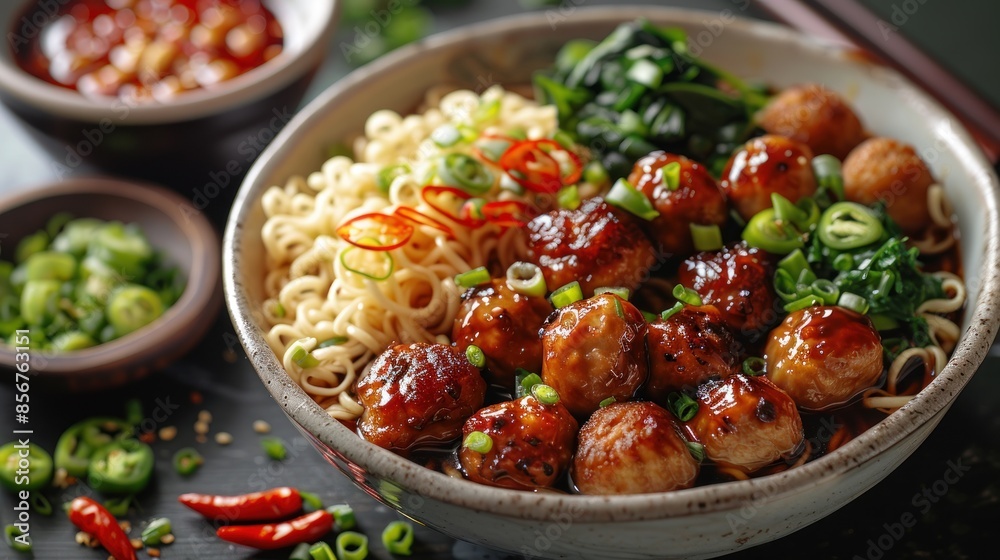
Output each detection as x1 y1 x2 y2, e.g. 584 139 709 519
223 7 1000 559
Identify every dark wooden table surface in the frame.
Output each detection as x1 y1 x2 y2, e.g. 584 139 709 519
2 1 999 559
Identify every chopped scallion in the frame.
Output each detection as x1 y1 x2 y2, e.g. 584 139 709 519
594 286 630 300
260 437 287 461
318 336 349 349
557 185 581 210
382 521 415 556
599 396 616 408
742 357 766 376
838 292 870 315
141 517 172 546
689 223 723 251
505 262 547 297
662 161 681 191
605 178 659 221
454 267 491 289
550 281 583 309
515 370 543 398
686 441 705 463
463 431 493 454
465 344 486 368
309 541 336 560
336 531 370 560
328 504 356 531
531 384 560 405
299 491 324 512
783 295 823 313
431 124 461 147
667 392 699 422
660 301 684 321
672 284 702 306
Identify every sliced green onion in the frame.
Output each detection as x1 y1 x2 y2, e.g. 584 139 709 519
870 314 900 331
103 495 131 517
454 266 491 289
660 301 684 321
5 524 30 553
516 370 543 398
290 542 313 560
465 344 486 368
599 396 616 408
778 249 812 281
686 441 705 463
505 262 547 297
605 178 659 221
310 541 336 560
832 253 855 272
641 311 658 322
141 517 172 546
667 392 699 422
662 161 681 191
337 531 370 560
260 437 287 461
382 520 415 556
557 185 581 210
742 208 804 255
742 357 766 376
729 208 747 228
173 448 204 476
299 491 324 513
31 494 53 516
531 383 560 405
474 98 501 123
439 154 494 195
290 341 320 369
550 281 583 309
794 197 822 231
811 279 840 305
812 154 845 202
273 302 286 318
672 284 703 307
690 223 723 251
838 292 870 315
613 297 625 318
431 124 461 147
318 336 349 349
463 431 493 454
584 161 609 186
818 202 884 250
377 164 410 194
328 504 356 531
784 295 822 313
594 286 630 300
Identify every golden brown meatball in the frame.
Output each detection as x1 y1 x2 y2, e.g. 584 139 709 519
628 152 728 257
765 306 883 411
721 135 817 221
540 293 648 417
573 401 699 495
842 137 933 235
677 242 778 335
525 197 657 296
452 279 553 389
459 394 578 490
646 304 741 403
684 374 804 474
757 84 867 160
357 343 486 456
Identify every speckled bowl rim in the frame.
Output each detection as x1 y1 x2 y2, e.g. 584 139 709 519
0 0 339 125
224 6 1000 523
0 177 221 376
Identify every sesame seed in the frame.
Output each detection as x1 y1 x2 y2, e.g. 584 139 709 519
198 410 213 423
130 538 143 550
159 426 178 441
252 420 271 434
160 534 175 545
194 421 209 435
215 432 233 445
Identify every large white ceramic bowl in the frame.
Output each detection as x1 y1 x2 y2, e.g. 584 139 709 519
224 7 1000 559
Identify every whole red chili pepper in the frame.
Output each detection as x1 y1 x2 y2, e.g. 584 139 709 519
216 509 333 550
67 496 137 560
178 487 303 522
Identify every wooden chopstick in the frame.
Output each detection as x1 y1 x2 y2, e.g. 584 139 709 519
755 0 1000 162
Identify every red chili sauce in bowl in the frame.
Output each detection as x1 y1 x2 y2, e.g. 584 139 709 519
11 0 283 102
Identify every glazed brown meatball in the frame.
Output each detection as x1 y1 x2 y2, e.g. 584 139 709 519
573 401 699 495
452 279 553 389
765 306 883 411
540 293 649 417
843 137 933 235
757 84 867 160
677 242 778 335
357 343 486 456
525 197 657 296
459 394 578 490
628 152 728 257
646 304 741 403
721 135 817 221
684 374 804 474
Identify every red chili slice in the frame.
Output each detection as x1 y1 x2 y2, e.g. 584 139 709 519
335 213 413 251
482 201 537 228
499 139 583 194
393 206 455 238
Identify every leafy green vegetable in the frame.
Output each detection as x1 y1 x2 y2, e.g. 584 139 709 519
535 18 769 179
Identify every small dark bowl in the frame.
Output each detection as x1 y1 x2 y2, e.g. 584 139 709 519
0 178 221 391
0 0 339 186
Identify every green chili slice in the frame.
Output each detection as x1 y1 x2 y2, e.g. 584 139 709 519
106 284 164 337
24 251 76 282
261 437 287 461
5 524 30 553
438 154 494 195
103 495 132 517
742 208 804 255
54 417 131 478
31 493 53 516
0 442 53 492
817 202 884 250
87 439 154 494
172 447 204 476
